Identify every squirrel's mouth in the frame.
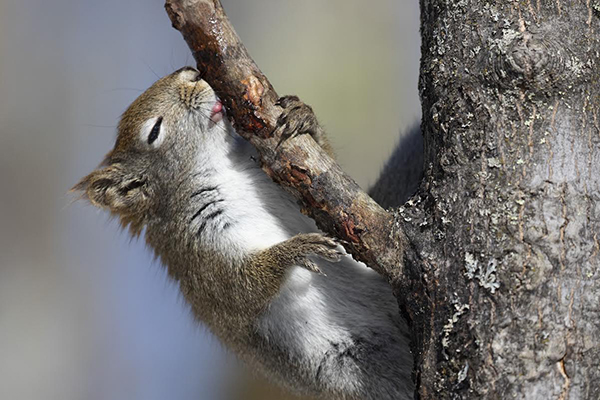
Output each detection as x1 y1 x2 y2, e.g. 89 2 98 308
210 100 223 123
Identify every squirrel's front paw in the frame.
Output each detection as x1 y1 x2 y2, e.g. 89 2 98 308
274 96 325 147
285 233 344 274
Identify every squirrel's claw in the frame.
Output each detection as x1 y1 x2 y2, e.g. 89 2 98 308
285 233 344 275
300 259 326 276
274 95 319 146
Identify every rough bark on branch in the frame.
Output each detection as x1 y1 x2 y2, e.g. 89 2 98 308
163 0 417 288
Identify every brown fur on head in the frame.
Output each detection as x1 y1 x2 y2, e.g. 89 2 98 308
73 67 221 234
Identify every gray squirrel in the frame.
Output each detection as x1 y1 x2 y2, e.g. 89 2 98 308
74 67 423 400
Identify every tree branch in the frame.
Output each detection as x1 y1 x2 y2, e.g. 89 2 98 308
164 0 410 283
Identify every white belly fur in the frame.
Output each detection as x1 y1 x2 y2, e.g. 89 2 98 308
209 136 413 398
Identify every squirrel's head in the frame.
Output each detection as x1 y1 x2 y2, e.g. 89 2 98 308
73 67 226 234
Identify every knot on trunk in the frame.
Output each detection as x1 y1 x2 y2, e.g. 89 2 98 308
480 28 590 93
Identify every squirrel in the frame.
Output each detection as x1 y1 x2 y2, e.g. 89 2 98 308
74 67 415 400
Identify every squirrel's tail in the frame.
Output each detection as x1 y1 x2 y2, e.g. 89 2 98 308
368 124 423 209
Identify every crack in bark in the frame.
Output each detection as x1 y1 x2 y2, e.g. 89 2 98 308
557 358 571 400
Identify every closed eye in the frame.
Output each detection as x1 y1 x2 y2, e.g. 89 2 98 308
139 116 166 148
148 117 163 145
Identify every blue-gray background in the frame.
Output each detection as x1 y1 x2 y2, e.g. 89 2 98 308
0 1 420 399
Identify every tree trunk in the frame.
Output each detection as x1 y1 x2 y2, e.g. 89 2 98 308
404 1 600 398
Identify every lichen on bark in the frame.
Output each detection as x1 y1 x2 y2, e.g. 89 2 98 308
408 0 600 398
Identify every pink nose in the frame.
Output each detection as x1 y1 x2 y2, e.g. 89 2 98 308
211 101 223 114
210 100 223 123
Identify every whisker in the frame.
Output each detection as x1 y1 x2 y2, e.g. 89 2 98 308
190 170 213 179
174 169 208 193
193 108 234 136
191 199 224 222
205 209 223 220
105 88 145 93
191 187 218 198
196 209 224 236
197 220 208 236
81 124 117 129
142 59 160 79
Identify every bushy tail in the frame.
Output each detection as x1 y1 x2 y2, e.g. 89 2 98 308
368 124 423 209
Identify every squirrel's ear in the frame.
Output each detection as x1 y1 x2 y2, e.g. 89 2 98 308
72 165 149 214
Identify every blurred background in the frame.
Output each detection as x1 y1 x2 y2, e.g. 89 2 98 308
0 0 420 399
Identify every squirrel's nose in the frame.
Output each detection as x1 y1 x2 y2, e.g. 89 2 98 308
176 66 197 74
175 66 202 82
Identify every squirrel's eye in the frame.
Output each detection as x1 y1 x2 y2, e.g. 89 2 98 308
140 116 165 148
148 117 163 145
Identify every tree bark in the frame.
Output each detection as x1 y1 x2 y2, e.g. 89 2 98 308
165 0 600 399
407 0 600 398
